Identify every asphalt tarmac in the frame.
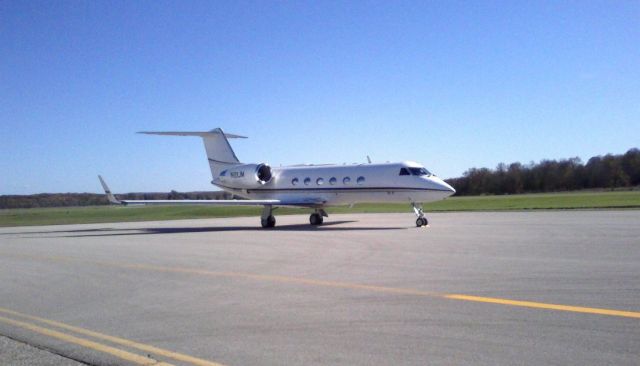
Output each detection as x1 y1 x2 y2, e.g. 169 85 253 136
0 211 638 365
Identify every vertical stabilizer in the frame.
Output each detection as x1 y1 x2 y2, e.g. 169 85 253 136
138 128 247 179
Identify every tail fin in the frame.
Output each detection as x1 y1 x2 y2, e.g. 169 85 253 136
138 128 246 178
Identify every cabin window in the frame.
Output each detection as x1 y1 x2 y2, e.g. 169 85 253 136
329 177 337 185
343 177 351 185
399 168 410 176
357 176 365 184
408 167 431 176
316 178 324 185
220 170 228 176
292 178 299 185
304 177 311 185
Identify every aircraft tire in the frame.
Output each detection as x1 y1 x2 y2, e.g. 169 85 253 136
310 213 323 225
262 215 276 228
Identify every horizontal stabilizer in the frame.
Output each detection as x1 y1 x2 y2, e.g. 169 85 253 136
138 128 247 139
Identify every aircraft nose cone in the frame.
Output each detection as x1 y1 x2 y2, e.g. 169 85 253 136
429 177 455 196
440 181 456 195
442 180 456 194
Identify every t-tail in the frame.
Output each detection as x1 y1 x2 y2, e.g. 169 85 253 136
138 128 246 179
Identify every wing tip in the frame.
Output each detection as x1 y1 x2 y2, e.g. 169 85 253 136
98 175 121 204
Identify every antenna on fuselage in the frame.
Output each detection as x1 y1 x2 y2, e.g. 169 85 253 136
366 155 372 164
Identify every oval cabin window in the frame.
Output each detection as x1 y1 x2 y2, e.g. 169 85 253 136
329 177 337 185
357 176 365 184
343 177 351 185
316 178 324 185
292 178 299 185
304 177 311 185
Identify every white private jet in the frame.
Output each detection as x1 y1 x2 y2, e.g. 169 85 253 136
99 128 455 228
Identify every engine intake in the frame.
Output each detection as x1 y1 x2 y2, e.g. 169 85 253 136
256 163 272 184
218 163 273 188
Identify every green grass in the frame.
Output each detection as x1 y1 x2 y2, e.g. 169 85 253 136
1 190 639 227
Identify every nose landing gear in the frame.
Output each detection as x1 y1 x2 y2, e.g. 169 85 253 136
412 203 428 227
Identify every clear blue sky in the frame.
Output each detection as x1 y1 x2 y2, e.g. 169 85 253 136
1 1 638 194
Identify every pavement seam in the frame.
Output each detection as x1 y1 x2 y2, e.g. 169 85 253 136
0 315 174 365
0 333 93 366
0 307 226 366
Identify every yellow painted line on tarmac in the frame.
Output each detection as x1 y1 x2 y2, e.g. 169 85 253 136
0 315 173 366
88 259 640 319
5 252 640 320
444 294 640 319
105 261 440 297
7 253 440 297
0 307 226 366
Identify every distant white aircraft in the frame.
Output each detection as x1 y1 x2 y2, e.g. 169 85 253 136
99 128 455 228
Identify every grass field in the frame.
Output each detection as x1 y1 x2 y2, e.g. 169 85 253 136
1 190 639 227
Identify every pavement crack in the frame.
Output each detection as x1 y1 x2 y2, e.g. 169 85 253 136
0 333 94 365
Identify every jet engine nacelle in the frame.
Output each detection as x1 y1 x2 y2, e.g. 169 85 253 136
220 163 273 188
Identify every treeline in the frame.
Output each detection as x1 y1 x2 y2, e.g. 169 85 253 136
446 148 640 195
0 191 236 209
4 148 640 208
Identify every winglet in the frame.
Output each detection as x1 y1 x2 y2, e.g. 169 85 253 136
98 175 122 204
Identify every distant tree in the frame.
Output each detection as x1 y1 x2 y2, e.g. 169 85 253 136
168 190 185 200
603 154 630 188
505 162 524 194
444 148 638 196
622 148 640 186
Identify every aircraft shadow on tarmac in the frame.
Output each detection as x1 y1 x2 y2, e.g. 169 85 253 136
10 221 407 238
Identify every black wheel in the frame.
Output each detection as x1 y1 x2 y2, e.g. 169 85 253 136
416 218 423 227
310 213 322 225
422 217 428 226
262 215 276 228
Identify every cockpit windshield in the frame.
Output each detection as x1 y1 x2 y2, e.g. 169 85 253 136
399 167 432 176
408 167 432 176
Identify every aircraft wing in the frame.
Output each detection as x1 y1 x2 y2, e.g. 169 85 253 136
98 176 324 207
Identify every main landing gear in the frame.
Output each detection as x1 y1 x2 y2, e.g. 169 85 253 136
310 209 328 226
261 206 329 228
309 213 323 225
261 205 276 228
412 203 428 227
